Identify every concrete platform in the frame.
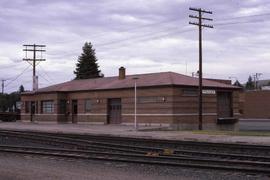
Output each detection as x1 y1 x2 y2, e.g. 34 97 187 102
239 118 270 131
0 121 270 146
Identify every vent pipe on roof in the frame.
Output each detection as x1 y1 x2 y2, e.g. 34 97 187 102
119 67 126 80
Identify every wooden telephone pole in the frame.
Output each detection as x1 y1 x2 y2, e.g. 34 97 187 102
23 44 46 91
1 79 6 94
189 8 213 130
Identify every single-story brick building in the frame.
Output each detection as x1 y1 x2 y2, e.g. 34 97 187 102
21 67 241 130
242 90 270 119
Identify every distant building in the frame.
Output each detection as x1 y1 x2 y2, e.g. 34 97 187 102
261 86 270 90
257 79 270 90
21 67 241 130
242 90 270 119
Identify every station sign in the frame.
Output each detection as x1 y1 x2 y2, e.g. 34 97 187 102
202 89 216 95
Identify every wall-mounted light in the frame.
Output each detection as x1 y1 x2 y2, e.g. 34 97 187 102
162 97 166 102
96 99 100 103
66 100 70 104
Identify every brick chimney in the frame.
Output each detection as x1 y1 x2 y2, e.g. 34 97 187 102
119 67 126 80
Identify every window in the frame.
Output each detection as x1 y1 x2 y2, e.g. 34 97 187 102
138 97 165 103
85 99 92 112
182 89 198 96
41 100 54 113
59 100 67 114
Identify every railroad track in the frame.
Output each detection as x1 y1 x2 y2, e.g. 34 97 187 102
0 130 270 174
1 130 270 161
1 130 270 160
4 129 270 155
0 144 270 174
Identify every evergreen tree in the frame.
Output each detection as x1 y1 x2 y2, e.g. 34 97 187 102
74 42 102 79
245 75 254 90
233 80 243 88
19 85 25 93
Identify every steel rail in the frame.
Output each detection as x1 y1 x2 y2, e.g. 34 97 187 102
0 144 269 167
3 129 270 150
1 130 270 163
0 145 269 174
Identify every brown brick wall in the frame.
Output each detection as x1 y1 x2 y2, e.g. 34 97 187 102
20 86 240 130
21 93 59 122
172 87 218 124
243 91 270 119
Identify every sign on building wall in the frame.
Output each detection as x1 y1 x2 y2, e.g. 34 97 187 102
16 101 21 110
202 89 216 95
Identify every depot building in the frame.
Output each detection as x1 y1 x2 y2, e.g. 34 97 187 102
21 67 241 130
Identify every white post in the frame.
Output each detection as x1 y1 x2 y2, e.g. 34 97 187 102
133 77 139 130
134 79 137 130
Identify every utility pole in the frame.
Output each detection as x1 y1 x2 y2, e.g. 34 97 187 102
23 44 46 91
1 79 6 94
189 7 213 130
253 73 262 90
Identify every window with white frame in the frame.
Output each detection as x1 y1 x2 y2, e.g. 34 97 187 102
42 100 54 113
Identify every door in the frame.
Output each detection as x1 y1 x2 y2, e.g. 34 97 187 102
30 101 36 122
108 98 122 124
72 100 78 123
217 92 232 118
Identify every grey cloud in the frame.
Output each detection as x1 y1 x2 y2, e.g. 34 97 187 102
0 0 270 92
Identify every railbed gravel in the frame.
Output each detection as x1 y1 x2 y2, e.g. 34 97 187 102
0 152 268 180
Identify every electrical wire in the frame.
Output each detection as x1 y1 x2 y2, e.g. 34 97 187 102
52 18 183 45
53 27 194 57
96 26 192 48
38 64 56 83
5 65 32 87
214 18 268 27
216 12 270 22
98 28 195 52
37 72 51 84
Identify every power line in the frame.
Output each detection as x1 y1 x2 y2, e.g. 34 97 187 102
5 80 32 92
50 11 270 47
216 12 270 22
214 18 267 27
97 26 191 47
5 65 32 87
38 64 56 83
98 27 193 49
43 11 270 59
53 18 270 57
51 12 270 46
47 27 194 58
37 72 51 84
94 29 195 55
25 12 270 62
52 18 184 45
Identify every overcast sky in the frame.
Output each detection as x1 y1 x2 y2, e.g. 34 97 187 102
1 0 270 92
